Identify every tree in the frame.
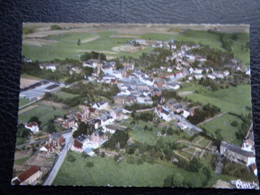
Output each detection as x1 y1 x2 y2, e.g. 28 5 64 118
77 39 81 46
189 157 202 172
50 24 62 30
231 121 238 127
28 116 41 126
163 173 184 187
202 166 212 180
47 122 57 134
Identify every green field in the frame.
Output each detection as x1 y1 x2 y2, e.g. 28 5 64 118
18 102 69 131
22 28 249 67
122 118 190 146
19 98 30 107
20 73 42 80
55 91 79 100
14 154 32 165
180 84 251 115
200 114 243 145
174 31 249 66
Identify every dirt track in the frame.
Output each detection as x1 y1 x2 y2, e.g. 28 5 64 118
19 105 38 115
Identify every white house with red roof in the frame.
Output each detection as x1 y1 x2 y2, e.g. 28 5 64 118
25 122 39 134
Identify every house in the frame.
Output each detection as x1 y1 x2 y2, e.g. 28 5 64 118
164 83 180 90
223 70 230 77
123 95 136 105
39 63 59 72
207 74 216 80
90 119 101 129
194 74 203 80
25 122 39 134
167 67 173 72
242 139 255 154
92 100 108 110
137 94 153 105
220 141 256 166
100 112 114 126
11 166 42 185
40 133 65 155
181 109 190 118
101 63 113 74
152 88 162 97
103 124 117 134
155 106 171 121
110 70 123 79
62 118 76 129
172 103 183 113
71 139 83 153
176 122 188 130
194 68 203 74
75 110 89 122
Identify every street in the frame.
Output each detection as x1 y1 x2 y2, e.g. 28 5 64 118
170 112 202 133
43 131 74 186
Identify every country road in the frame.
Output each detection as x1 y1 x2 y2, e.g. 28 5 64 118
43 131 73 186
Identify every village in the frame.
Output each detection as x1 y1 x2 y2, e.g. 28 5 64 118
13 36 257 188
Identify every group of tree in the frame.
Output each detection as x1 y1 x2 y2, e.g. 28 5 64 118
219 34 233 52
132 111 155 122
50 24 62 30
44 92 81 108
102 130 129 150
223 161 258 182
80 51 106 61
124 103 154 112
162 89 183 101
198 77 221 91
73 122 94 138
187 104 221 125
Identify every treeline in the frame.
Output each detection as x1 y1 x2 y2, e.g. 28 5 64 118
44 92 81 107
198 77 223 91
124 103 154 111
73 122 93 138
102 131 129 150
187 104 221 125
80 51 106 61
162 89 183 101
132 111 155 122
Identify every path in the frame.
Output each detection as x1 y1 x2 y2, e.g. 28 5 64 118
173 150 190 161
19 104 38 114
199 140 212 158
197 112 227 126
43 131 73 185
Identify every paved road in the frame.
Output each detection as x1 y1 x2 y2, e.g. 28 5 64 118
43 131 74 186
170 112 202 133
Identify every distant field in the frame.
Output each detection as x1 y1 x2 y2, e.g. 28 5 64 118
20 73 41 80
18 102 69 131
179 84 251 115
22 26 249 66
200 114 243 145
19 98 30 107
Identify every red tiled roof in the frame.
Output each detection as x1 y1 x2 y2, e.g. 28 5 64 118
74 139 82 149
18 166 39 183
26 122 38 128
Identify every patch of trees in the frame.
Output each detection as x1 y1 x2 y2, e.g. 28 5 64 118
132 111 155 122
219 34 233 52
124 103 154 111
17 124 31 138
23 27 34 34
102 131 129 150
28 116 41 127
73 122 93 138
67 154 76 162
187 104 221 125
162 89 183 101
198 77 221 91
191 45 233 69
50 25 62 30
231 112 252 141
80 51 106 61
223 161 258 182
46 119 57 133
44 92 81 107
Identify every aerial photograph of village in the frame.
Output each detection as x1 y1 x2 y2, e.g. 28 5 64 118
12 23 258 189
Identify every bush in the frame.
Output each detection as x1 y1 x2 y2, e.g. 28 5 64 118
231 121 238 127
86 162 94 167
101 152 105 158
114 154 120 161
50 24 62 30
67 155 76 162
